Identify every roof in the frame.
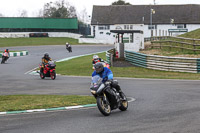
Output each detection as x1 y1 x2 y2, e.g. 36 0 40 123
91 4 200 25
0 17 78 29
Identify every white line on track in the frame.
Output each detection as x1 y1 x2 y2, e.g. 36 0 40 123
128 97 136 103
24 66 38 74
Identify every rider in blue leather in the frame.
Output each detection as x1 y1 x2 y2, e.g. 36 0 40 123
92 62 122 94
92 62 113 83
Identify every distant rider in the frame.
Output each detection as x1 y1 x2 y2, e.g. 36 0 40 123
92 62 123 96
1 49 10 64
66 42 72 52
92 55 104 65
40 53 52 73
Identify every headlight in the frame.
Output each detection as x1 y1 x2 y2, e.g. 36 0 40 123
91 90 96 94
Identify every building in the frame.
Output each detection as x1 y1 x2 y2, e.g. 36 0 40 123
0 17 78 32
0 17 83 38
91 4 200 44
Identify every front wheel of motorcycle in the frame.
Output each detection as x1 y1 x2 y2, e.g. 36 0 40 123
1 57 5 64
119 92 128 111
50 71 56 80
97 96 111 116
40 72 45 79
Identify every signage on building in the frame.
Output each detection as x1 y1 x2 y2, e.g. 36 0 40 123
168 29 188 32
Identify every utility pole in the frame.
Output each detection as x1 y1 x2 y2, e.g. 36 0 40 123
150 9 155 37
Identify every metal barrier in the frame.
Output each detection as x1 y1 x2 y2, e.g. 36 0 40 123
125 50 200 73
106 49 114 66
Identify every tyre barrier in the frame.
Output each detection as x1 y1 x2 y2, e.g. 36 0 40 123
0 51 28 58
125 50 200 73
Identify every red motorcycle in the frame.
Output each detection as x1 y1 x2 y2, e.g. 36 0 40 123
39 61 56 80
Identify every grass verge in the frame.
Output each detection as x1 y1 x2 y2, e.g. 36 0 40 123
56 52 106 76
0 95 96 112
56 52 200 80
0 37 79 47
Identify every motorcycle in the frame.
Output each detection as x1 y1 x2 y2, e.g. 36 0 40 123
39 61 56 80
66 45 72 52
1 56 9 64
1 52 10 64
90 75 128 116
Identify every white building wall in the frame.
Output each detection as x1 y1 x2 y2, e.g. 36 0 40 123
143 24 200 38
186 24 200 32
90 23 200 45
91 24 144 44
124 33 144 52
91 25 116 44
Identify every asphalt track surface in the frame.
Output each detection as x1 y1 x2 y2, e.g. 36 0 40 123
1 45 200 133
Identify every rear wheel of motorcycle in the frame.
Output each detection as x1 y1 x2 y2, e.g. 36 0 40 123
119 92 128 111
40 72 45 79
50 71 56 80
97 97 111 116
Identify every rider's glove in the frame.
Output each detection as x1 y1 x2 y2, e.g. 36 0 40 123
105 80 112 85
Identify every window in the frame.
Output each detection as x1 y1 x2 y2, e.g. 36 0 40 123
124 25 131 30
127 25 129 30
106 32 111 35
177 24 184 29
130 34 134 43
98 25 110 30
184 24 187 28
130 25 133 29
148 25 156 30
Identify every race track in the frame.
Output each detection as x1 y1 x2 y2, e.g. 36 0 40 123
1 45 200 133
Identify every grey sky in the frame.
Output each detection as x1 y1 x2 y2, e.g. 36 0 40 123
0 0 200 17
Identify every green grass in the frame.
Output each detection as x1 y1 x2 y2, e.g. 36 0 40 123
56 52 106 76
56 52 200 80
179 28 200 39
150 28 200 54
0 37 79 47
0 95 96 112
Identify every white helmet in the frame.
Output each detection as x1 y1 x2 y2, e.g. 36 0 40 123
93 55 99 59
66 42 69 45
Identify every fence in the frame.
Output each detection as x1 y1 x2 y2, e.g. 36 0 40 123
125 50 200 73
151 36 200 53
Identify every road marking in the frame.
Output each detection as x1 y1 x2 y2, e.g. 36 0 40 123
26 109 46 113
24 66 39 74
0 97 136 116
128 97 136 103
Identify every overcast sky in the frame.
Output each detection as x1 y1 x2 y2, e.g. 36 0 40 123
0 0 200 17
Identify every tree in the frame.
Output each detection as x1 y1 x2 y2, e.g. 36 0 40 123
78 8 89 24
0 13 4 17
112 0 131 5
42 0 77 18
17 10 28 17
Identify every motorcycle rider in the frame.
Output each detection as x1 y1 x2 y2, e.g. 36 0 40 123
66 42 72 52
40 53 52 73
92 55 104 65
92 62 123 96
1 49 10 64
